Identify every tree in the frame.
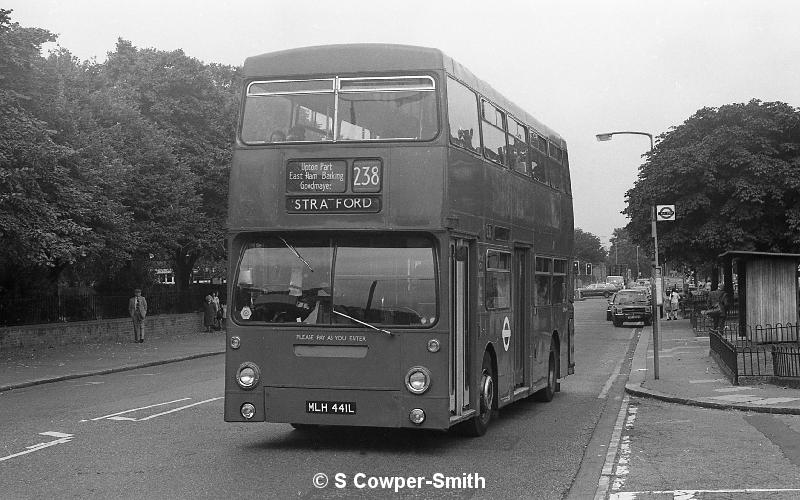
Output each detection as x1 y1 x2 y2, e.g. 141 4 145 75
607 227 651 279
0 10 120 294
574 228 607 265
101 40 240 292
624 100 800 272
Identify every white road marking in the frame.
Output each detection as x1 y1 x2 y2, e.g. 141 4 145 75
135 397 222 421
610 488 800 499
598 358 624 399
595 395 630 500
83 398 191 422
40 431 72 438
688 379 727 384
0 431 74 463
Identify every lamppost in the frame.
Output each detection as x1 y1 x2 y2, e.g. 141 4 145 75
596 130 660 379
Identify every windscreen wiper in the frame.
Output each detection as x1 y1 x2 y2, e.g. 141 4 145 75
332 309 393 336
278 236 314 272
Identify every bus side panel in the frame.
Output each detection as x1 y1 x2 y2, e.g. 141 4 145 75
388 146 446 228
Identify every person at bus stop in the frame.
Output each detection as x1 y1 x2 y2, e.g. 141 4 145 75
269 130 285 142
211 291 221 328
668 288 680 320
203 295 216 332
128 288 148 343
702 289 729 332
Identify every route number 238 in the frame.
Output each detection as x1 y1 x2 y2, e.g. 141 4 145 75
352 162 381 192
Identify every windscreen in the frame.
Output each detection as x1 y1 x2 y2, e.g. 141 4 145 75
240 76 438 144
233 233 437 327
615 291 648 304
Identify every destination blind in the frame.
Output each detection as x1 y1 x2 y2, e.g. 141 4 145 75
286 159 382 213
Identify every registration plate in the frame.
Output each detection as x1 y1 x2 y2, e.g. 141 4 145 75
306 401 356 415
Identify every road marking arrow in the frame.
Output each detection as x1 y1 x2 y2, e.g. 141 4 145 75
0 431 74 463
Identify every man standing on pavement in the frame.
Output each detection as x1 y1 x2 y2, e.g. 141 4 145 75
668 288 680 320
128 288 148 343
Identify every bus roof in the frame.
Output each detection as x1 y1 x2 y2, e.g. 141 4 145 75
243 43 566 149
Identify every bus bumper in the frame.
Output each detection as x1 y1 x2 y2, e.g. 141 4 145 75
225 387 450 430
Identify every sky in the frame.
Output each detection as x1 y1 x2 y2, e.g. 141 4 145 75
6 0 800 249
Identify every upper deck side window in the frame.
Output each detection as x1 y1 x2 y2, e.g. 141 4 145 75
531 133 549 185
481 100 508 167
240 76 438 144
507 118 528 175
445 77 480 154
548 142 563 190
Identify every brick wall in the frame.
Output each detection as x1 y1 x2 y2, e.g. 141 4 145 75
0 313 204 351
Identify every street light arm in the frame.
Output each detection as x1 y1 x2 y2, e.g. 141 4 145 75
596 131 654 151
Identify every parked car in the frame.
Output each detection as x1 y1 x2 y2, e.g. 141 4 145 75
610 289 652 327
579 283 618 298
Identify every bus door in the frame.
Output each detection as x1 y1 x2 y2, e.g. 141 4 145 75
513 248 528 387
450 239 470 416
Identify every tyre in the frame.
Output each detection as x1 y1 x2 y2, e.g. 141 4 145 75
613 318 622 327
459 352 495 437
535 345 557 402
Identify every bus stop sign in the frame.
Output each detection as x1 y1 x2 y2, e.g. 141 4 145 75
656 205 676 221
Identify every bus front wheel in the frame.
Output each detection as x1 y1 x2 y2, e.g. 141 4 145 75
460 352 495 437
535 346 557 402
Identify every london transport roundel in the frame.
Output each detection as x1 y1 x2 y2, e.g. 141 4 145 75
656 204 676 221
502 316 511 351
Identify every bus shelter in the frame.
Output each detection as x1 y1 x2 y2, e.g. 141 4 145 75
718 251 800 343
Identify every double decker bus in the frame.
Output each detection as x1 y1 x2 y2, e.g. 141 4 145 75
224 44 574 436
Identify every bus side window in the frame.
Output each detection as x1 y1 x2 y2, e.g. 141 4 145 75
481 100 508 167
548 143 563 190
446 77 480 154
508 118 528 175
531 134 549 185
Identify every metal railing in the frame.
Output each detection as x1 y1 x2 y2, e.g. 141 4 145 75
708 323 800 384
0 289 218 327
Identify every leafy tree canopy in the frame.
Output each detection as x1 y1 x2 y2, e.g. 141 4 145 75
0 11 241 296
574 228 607 264
624 99 800 270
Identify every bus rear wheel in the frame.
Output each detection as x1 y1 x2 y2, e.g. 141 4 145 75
460 352 495 437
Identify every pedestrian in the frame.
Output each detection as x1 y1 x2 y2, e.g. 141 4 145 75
203 294 216 332
702 289 730 332
668 288 680 320
128 288 148 343
663 290 673 320
211 291 221 329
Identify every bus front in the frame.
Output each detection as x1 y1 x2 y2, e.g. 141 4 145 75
224 50 450 430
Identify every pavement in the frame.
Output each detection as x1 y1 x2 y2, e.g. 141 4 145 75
0 330 225 392
626 315 800 415
3 318 800 415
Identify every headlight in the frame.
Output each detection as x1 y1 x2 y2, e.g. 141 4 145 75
236 362 260 390
426 339 441 353
405 366 431 394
